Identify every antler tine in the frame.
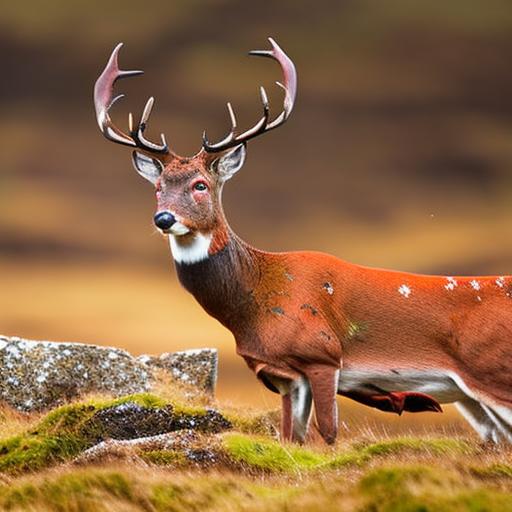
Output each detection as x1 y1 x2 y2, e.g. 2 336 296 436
249 37 297 125
131 97 169 153
229 86 270 141
202 37 297 153
202 102 238 149
94 43 169 155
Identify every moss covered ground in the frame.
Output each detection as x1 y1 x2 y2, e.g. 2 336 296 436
0 390 511 511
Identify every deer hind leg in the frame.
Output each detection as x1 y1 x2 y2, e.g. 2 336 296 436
455 399 509 443
304 365 340 445
480 403 512 442
490 404 512 436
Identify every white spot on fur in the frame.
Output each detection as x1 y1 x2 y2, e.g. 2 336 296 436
477 295 482 302
445 277 457 291
496 276 505 288
470 280 480 291
398 284 411 298
323 282 334 295
169 232 213 265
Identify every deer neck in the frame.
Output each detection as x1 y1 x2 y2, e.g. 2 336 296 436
170 220 259 330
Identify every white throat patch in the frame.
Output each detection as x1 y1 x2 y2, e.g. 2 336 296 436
169 232 213 265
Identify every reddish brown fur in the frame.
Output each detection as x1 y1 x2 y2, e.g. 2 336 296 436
133 149 512 445
95 42 512 445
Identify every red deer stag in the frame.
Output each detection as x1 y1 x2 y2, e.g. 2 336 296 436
94 40 512 445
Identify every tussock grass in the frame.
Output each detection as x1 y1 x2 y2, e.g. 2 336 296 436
222 433 474 473
1 392 512 511
1 462 511 512
358 465 512 512
471 462 512 480
223 433 329 472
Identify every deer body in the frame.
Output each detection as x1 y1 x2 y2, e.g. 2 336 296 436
173 226 512 443
94 40 512 444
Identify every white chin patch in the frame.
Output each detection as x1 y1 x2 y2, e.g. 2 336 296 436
169 232 212 265
169 222 190 236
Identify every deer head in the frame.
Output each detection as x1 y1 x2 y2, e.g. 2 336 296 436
94 39 296 261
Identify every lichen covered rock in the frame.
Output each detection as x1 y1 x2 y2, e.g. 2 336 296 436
73 430 200 466
0 336 151 412
0 393 232 474
86 401 230 441
137 348 217 394
0 335 218 411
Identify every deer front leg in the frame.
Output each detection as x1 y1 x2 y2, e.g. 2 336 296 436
281 379 313 443
290 376 313 443
304 365 339 445
264 374 313 443
281 391 293 442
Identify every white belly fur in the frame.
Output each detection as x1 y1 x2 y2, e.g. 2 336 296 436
338 368 466 403
338 367 512 442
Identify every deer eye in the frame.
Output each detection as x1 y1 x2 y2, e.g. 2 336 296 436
193 181 208 192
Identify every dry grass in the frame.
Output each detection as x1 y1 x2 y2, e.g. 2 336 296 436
0 445 511 511
0 390 510 511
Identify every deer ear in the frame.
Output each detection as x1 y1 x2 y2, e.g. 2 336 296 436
131 151 164 185
213 144 246 181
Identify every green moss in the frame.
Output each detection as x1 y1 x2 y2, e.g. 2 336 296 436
222 434 473 474
112 393 169 409
327 451 365 468
358 436 472 457
171 402 208 418
327 437 472 470
346 320 368 339
0 388 485 488
0 429 90 473
0 393 211 474
224 409 277 436
222 433 329 473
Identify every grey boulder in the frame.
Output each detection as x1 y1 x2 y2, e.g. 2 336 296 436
0 335 217 411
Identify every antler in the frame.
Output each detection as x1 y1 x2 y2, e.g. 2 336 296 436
202 37 297 153
94 43 169 155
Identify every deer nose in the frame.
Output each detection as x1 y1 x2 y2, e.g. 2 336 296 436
154 211 176 230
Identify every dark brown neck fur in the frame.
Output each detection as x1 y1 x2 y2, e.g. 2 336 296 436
174 234 260 333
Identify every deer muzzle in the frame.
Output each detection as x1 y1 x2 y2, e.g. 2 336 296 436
154 211 176 231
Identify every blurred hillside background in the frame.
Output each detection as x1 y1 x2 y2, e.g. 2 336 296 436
2 0 512 436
